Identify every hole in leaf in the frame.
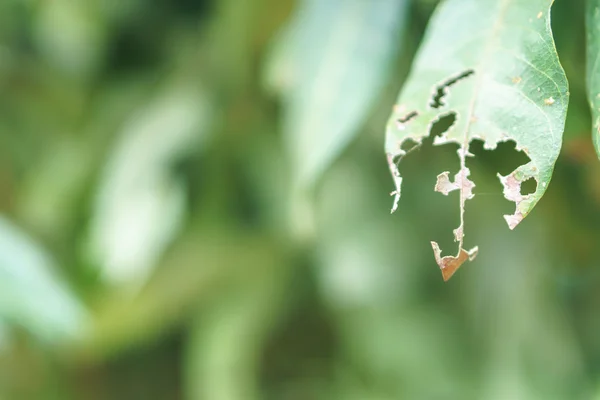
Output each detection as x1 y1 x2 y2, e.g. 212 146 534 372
391 135 459 256
400 138 419 153
520 178 537 195
467 139 533 224
469 140 530 176
398 111 418 123
429 112 457 138
430 70 475 108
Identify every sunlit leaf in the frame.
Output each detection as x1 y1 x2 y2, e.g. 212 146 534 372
269 0 409 189
0 216 87 343
385 0 568 279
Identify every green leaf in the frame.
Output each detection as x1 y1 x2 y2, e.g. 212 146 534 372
34 0 108 79
587 0 600 156
269 0 409 189
0 216 87 343
385 0 568 280
184 269 288 400
85 85 212 287
79 230 284 360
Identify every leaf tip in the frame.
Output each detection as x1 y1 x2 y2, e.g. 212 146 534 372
431 242 478 281
503 213 523 230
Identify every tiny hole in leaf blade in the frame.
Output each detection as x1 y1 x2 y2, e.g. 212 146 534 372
520 178 536 195
398 111 418 123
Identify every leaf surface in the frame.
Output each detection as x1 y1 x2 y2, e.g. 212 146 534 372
385 0 568 280
587 0 600 156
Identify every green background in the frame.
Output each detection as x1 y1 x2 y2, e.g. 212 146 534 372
0 0 598 399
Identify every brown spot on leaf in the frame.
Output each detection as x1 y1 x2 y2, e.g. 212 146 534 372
432 242 478 281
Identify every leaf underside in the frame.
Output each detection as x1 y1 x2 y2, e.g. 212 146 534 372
385 0 568 280
587 0 600 157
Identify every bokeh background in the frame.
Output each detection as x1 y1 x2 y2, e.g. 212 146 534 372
0 0 599 399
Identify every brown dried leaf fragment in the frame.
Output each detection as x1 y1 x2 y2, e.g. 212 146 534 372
434 171 458 195
431 157 475 270
434 166 475 248
432 242 478 281
434 168 475 198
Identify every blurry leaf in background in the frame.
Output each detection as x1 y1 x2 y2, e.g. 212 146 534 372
385 0 568 279
34 0 108 80
184 260 289 400
586 0 600 157
81 229 285 361
85 85 212 287
0 216 87 343
461 205 590 400
266 0 409 191
316 160 413 309
14 77 155 242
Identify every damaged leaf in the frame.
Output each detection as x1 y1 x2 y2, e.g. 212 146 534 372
385 0 568 280
586 0 600 157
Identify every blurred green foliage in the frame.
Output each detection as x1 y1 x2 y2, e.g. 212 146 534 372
0 0 600 399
